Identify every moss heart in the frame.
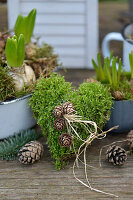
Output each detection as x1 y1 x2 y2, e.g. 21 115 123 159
29 73 113 169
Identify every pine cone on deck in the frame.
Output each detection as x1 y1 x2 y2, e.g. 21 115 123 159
18 141 44 164
127 130 133 149
59 133 73 147
63 102 75 115
54 118 66 131
106 145 127 166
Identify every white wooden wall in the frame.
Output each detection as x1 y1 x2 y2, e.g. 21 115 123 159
7 0 98 69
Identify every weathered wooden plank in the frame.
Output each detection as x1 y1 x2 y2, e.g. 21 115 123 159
0 175 133 188
0 186 132 200
0 189 115 200
0 167 133 178
0 129 131 199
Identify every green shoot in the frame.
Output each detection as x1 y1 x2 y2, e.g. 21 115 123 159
97 53 105 81
107 56 122 89
129 51 133 79
112 57 118 89
104 57 112 85
92 59 99 76
14 9 36 44
92 52 112 83
118 58 122 82
5 34 25 67
92 53 122 89
92 53 104 82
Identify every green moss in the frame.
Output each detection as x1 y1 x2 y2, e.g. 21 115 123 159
0 65 36 102
118 80 132 100
121 71 131 81
29 73 73 169
14 83 35 99
35 43 54 58
0 66 15 102
29 73 113 169
106 80 133 100
73 82 113 128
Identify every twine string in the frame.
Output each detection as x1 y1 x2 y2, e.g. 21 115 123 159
72 143 97 169
64 113 119 198
72 152 119 198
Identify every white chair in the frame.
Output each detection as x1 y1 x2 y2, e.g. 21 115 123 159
7 0 98 69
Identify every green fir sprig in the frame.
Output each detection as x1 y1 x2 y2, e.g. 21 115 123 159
0 129 42 160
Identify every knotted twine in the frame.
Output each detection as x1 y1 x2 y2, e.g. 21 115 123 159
63 113 119 198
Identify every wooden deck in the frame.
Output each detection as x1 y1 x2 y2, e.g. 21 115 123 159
0 1 132 199
0 70 132 200
0 130 132 200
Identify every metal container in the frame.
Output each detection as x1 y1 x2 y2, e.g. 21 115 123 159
0 94 36 139
105 100 133 133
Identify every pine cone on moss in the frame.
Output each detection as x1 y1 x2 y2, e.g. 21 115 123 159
130 88 133 95
0 32 8 47
112 91 125 100
106 145 127 166
86 78 98 83
59 133 73 147
127 130 133 149
25 43 38 59
63 102 75 115
130 79 133 86
54 118 66 131
53 105 63 118
18 141 44 164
